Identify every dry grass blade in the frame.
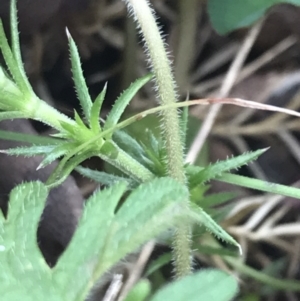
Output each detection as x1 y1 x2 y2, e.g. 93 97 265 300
117 241 155 301
195 97 300 118
102 274 123 301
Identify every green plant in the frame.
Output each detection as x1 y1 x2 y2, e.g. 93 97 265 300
207 0 300 34
1 0 300 300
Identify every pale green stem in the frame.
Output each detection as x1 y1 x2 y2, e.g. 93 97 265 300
99 144 154 182
124 0 191 277
27 96 76 131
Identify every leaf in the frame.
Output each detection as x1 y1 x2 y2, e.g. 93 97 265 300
76 166 137 188
53 182 127 301
0 145 55 157
99 146 153 182
37 142 79 169
0 85 27 111
66 28 92 121
139 131 166 175
226 256 300 291
46 149 100 188
9 0 32 94
0 20 28 95
208 203 235 223
61 113 92 142
150 269 238 301
53 177 190 300
189 148 267 188
207 0 300 35
74 110 87 128
196 192 237 209
0 129 63 145
193 244 237 257
59 120 77 137
104 73 153 135
190 205 241 253
90 83 107 133
100 140 119 159
102 177 190 273
113 130 149 165
217 173 300 200
5 182 48 269
145 253 172 277
0 182 63 301
124 280 151 301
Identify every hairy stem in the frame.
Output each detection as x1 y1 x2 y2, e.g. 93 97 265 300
99 144 154 182
27 96 76 131
124 0 191 277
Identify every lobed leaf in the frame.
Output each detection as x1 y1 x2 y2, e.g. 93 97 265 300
0 182 62 301
53 182 127 300
53 177 191 300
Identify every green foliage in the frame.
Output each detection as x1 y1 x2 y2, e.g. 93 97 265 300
149 269 238 301
208 0 300 34
190 205 240 252
0 0 153 185
0 178 208 301
124 280 151 301
103 73 153 136
187 148 268 189
66 29 93 121
0 182 61 301
218 173 300 199
2 0 300 299
76 165 137 188
90 83 107 133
